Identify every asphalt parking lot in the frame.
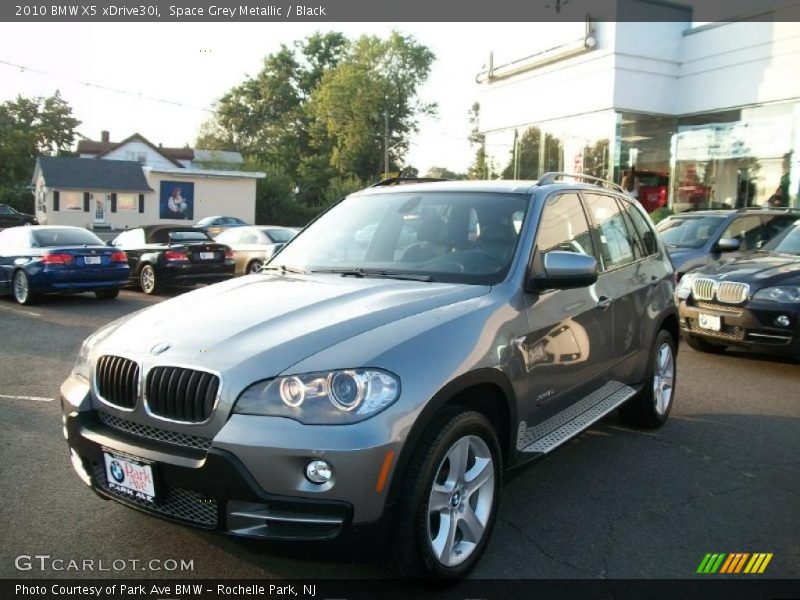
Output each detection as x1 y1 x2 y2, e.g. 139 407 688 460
0 289 798 580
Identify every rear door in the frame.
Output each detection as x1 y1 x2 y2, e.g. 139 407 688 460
520 192 615 425
583 192 664 375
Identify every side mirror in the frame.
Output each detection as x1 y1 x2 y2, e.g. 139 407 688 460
528 251 598 291
716 238 741 252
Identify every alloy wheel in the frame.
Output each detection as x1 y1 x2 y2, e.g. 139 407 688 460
140 266 156 294
248 260 263 274
653 342 675 416
427 434 495 567
13 271 29 304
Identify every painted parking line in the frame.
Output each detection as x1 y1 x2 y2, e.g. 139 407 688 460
0 303 41 317
0 394 53 402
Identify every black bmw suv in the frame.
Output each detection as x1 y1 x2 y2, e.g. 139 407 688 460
678 221 800 358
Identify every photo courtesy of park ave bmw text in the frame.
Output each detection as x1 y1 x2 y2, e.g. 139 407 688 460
0 0 798 598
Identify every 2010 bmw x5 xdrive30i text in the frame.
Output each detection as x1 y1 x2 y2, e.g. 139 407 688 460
61 173 679 579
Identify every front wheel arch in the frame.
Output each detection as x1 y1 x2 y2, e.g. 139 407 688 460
384 369 516 510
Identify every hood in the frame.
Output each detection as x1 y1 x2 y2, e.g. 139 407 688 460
691 252 800 288
97 273 490 376
666 248 705 273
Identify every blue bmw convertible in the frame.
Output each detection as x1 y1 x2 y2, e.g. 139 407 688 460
0 226 129 305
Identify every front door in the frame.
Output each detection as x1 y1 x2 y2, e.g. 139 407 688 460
94 194 107 225
519 192 615 428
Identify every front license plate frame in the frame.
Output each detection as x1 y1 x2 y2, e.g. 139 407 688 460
698 313 721 332
103 451 157 503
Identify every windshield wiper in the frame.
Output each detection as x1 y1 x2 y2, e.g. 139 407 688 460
261 265 308 275
311 268 434 282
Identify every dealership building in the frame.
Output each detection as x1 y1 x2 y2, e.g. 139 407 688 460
32 132 264 230
476 2 800 211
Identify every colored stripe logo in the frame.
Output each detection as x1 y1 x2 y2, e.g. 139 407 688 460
697 553 773 574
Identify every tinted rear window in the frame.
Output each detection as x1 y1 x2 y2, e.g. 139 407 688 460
147 229 211 243
263 228 295 243
32 228 103 247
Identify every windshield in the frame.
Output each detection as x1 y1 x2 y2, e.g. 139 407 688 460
169 231 212 242
762 223 800 255
273 191 530 284
195 217 218 226
32 228 103 247
656 215 726 249
263 228 296 243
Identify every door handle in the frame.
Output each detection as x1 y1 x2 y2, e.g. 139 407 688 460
597 296 613 310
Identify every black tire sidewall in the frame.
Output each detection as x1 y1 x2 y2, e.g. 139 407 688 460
394 409 502 579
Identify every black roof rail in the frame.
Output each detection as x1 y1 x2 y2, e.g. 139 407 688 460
537 172 625 194
370 176 452 187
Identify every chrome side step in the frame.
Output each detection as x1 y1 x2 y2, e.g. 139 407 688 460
517 381 636 454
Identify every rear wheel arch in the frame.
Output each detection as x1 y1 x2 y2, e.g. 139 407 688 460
385 369 517 508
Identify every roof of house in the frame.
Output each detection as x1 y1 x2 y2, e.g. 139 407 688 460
77 133 192 167
35 157 153 192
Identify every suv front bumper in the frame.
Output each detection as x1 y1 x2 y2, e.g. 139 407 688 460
679 299 800 355
61 378 400 545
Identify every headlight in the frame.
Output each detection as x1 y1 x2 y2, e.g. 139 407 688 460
753 286 800 303
234 369 401 424
677 272 698 300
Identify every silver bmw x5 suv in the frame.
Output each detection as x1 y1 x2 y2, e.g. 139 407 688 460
62 174 678 579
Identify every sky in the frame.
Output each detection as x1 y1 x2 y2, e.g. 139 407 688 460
0 22 579 174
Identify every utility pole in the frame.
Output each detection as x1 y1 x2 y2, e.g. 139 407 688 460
384 107 390 180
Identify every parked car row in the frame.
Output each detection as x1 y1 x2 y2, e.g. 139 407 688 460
0 220 298 304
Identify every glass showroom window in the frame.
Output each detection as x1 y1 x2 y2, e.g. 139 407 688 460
671 106 797 213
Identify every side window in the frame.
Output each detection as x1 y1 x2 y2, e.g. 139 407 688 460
240 231 258 245
535 193 596 259
623 200 659 256
759 215 799 248
721 216 762 251
584 194 636 270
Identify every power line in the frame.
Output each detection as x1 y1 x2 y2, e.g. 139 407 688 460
0 58 215 114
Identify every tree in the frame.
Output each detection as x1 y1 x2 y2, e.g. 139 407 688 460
425 166 467 180
197 31 435 218
467 102 492 179
501 126 562 180
308 32 436 182
0 91 79 212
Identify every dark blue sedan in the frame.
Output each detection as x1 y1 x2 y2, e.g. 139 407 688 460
0 226 129 305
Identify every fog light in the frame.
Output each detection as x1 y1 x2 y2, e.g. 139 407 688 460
775 315 791 327
69 449 92 487
305 459 332 484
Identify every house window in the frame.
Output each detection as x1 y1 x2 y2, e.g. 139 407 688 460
137 153 147 164
61 191 83 210
117 193 138 211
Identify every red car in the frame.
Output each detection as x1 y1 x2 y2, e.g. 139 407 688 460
637 171 670 213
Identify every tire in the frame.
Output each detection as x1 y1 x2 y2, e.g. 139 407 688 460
247 259 263 274
95 288 120 300
620 329 677 428
139 264 160 295
389 409 502 579
685 334 726 354
12 270 38 305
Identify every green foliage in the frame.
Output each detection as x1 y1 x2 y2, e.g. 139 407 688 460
252 165 320 226
0 185 34 214
0 92 79 206
501 126 561 180
650 207 674 223
425 166 467 180
198 31 435 219
467 102 491 180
